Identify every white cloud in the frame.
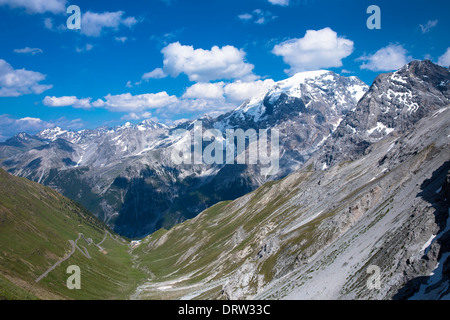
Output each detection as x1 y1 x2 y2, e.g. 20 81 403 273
43 95 78 106
43 92 179 113
13 47 43 55
98 92 179 112
183 82 225 100
43 96 92 109
224 79 276 102
182 79 275 104
419 20 438 34
437 48 450 67
142 68 167 80
0 0 66 14
0 59 52 97
358 44 413 71
268 0 289 6
171 79 276 119
238 9 277 25
272 27 354 74
81 11 138 37
160 42 257 82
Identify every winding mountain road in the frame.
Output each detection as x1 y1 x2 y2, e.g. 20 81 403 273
35 231 126 283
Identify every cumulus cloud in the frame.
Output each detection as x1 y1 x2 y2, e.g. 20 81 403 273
437 48 450 68
159 79 277 119
0 59 52 97
237 9 277 25
43 96 92 109
358 44 413 71
272 27 354 74
182 79 276 103
419 20 438 34
13 47 43 55
97 92 179 112
43 92 179 112
81 11 138 37
0 0 66 14
183 82 225 100
159 42 257 82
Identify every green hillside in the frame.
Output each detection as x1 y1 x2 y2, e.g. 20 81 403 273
0 168 145 300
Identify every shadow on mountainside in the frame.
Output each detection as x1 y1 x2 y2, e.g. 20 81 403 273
393 160 450 300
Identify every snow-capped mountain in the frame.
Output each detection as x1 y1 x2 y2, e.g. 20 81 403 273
214 70 366 129
1 69 369 237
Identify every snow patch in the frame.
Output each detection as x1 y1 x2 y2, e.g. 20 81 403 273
367 122 394 136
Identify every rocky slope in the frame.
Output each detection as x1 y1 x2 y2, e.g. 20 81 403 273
129 60 450 300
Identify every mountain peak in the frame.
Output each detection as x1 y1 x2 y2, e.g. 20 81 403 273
316 59 450 169
36 126 68 141
221 70 368 126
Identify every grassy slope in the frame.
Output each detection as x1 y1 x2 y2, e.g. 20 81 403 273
132 172 318 299
0 168 145 300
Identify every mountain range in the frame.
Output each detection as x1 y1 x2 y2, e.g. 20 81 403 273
1 59 449 300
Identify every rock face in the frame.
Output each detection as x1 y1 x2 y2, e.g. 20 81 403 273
130 60 450 300
0 71 368 238
315 60 450 169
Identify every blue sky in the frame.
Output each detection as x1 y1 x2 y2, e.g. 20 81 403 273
0 0 449 140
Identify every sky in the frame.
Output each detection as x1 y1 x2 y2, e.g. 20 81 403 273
0 0 449 140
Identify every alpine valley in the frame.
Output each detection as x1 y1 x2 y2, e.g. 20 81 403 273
1 60 449 300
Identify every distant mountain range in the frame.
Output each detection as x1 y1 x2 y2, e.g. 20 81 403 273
0 69 368 238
